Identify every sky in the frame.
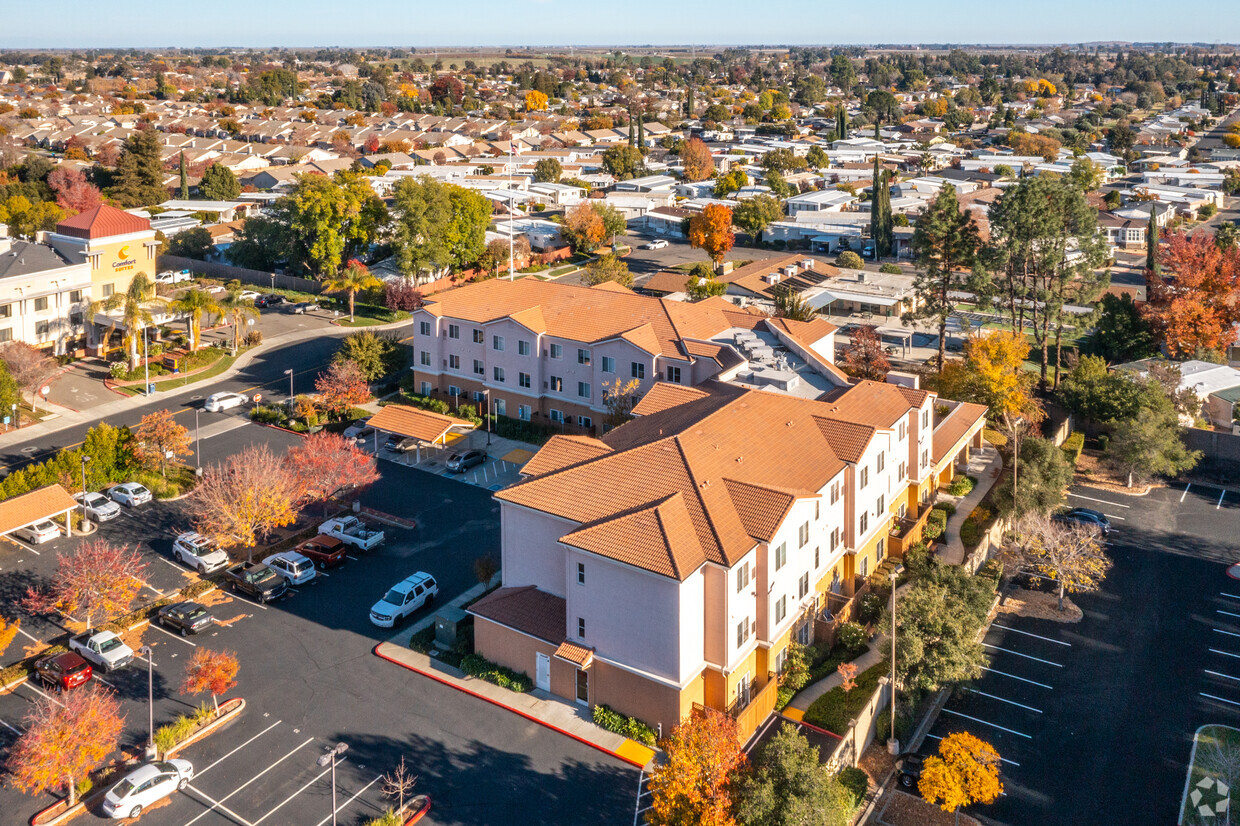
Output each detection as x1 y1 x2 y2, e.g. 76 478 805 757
4 0 1239 49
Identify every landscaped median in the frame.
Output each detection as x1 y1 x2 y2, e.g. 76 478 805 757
1180 725 1240 826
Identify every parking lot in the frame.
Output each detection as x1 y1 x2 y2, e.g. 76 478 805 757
0 419 639 824
917 481 1240 824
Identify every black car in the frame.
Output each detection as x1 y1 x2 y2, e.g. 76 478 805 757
222 563 289 603
1053 507 1112 536
254 294 286 309
896 752 924 790
157 601 215 636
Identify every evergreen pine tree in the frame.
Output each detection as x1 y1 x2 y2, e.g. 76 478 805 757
686 83 694 118
870 155 883 255
178 152 189 200
628 118 635 147
637 118 645 149
836 108 847 140
906 184 981 370
109 130 168 208
1146 203 1159 274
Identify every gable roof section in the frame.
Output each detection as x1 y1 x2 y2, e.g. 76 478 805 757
813 417 876 463
932 402 989 464
467 585 566 644
368 404 475 443
55 204 151 239
821 380 914 429
560 493 707 580
520 434 613 477
631 383 710 417
722 479 798 543
0 484 78 535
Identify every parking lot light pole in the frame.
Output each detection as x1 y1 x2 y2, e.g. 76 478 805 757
317 743 349 826
285 368 294 412
483 389 491 447
79 455 91 525
139 645 155 757
888 564 904 756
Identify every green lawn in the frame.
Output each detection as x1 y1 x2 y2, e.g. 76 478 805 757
115 351 239 396
1181 725 1240 825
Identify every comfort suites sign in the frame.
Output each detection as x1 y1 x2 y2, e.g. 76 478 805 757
112 245 136 272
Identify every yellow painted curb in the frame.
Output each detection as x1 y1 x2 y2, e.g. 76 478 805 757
501 448 535 464
781 707 805 722
616 739 656 766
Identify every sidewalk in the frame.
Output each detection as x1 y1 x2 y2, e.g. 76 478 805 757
936 445 1003 566
783 634 889 718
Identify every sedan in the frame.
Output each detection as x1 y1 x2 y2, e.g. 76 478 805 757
896 753 924 790
204 391 246 412
75 491 121 523
1053 507 1112 537
239 290 262 302
343 417 372 440
157 601 215 636
172 532 229 573
384 434 416 453
14 519 60 544
34 651 92 692
254 293 286 308
102 760 194 820
110 482 152 508
262 551 317 586
287 301 315 314
446 449 488 472
642 239 669 250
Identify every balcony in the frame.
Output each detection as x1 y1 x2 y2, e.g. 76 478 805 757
695 670 780 743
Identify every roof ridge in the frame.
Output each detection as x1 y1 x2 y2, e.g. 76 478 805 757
670 433 730 564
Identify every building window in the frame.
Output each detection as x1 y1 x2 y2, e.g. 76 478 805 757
518 340 531 356
736 617 750 647
493 367 506 382
667 366 681 383
602 356 615 373
830 481 840 504
899 421 906 440
419 320 431 336
550 343 563 359
877 453 885 472
860 467 869 489
577 381 590 398
420 381 432 395
898 462 905 482
814 546 820 568
631 362 645 379
577 348 590 365
578 415 592 429
922 410 929 429
495 399 506 416
577 617 585 639
860 557 869 577
474 391 485 403
32 296 48 312
815 501 820 520
550 409 564 423
69 312 83 327
577 562 585 585
775 596 787 623
876 495 884 516
102 284 114 297
448 324 460 339
799 522 809 548
549 376 563 392
493 335 505 351
775 542 787 571
420 351 431 366
736 562 749 592
35 321 49 337
0 328 13 343
830 528 840 552
0 304 10 318
774 647 788 674
799 573 809 599
448 385 460 397
877 538 886 561
448 354 460 370
474 359 485 375
921 448 929 468
473 329 484 344
518 372 531 388
859 512 868 534
518 405 531 421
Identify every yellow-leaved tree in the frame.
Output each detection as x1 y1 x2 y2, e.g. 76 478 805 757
525 90 548 112
647 708 746 826
919 732 1003 825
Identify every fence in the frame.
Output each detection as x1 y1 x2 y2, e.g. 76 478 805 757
824 677 891 771
1184 427 1240 480
158 255 324 294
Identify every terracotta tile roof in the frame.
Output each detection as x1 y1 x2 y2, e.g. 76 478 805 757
820 380 915 429
641 271 693 295
0 484 78 535
368 404 475 443
591 281 634 295
722 479 797 542
813 417 876 463
55 205 152 239
561 493 708 580
631 383 710 417
894 384 932 408
617 324 663 355
507 305 546 334
765 316 837 344
932 402 989 464
683 340 745 373
520 434 613 477
554 640 594 668
468 585 565 643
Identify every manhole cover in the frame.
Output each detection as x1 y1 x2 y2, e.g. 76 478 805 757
20 447 38 454
190 394 203 401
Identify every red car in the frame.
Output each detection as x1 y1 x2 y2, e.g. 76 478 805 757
294 535 348 570
34 651 93 692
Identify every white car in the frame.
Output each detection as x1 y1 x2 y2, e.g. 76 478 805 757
13 520 60 544
642 239 669 250
75 491 121 523
155 270 192 285
110 482 152 508
370 572 438 628
204 391 246 413
102 759 194 820
172 532 229 574
262 551 317 586
239 290 262 301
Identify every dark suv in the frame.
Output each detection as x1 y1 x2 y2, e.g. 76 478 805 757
158 601 216 636
254 294 286 309
35 651 93 692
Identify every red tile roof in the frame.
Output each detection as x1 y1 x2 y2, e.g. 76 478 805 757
0 485 78 535
932 402 989 464
55 205 151 240
554 640 594 668
468 586 566 643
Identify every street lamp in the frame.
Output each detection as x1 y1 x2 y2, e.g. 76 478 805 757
143 325 151 396
483 389 491 447
888 563 905 755
11 402 17 430
194 408 202 474
79 455 92 526
284 368 294 411
139 645 155 757
316 743 349 826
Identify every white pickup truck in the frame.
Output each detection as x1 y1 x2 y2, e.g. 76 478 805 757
68 630 135 672
318 516 385 551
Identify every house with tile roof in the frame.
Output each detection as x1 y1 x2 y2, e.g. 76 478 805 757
472 376 987 741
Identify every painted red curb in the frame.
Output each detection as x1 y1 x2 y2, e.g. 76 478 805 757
372 644 648 768
784 714 844 740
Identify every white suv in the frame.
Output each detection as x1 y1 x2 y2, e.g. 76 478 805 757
172 532 229 573
75 492 121 522
370 572 438 628
204 392 246 412
261 551 316 586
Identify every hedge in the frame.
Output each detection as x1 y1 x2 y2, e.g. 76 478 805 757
803 660 888 734
459 653 533 693
592 703 658 747
1061 432 1085 466
837 766 870 807
947 475 977 497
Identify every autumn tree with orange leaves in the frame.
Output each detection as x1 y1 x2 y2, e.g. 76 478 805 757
315 359 371 418
285 431 379 514
842 326 891 381
21 540 148 631
134 409 192 477
189 444 301 556
646 708 746 826
918 732 1003 825
6 685 125 806
1143 231 1240 359
561 201 607 254
688 204 735 266
681 138 715 183
182 648 240 715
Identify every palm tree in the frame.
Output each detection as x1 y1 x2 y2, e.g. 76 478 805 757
171 288 222 351
322 259 381 322
217 288 259 356
86 297 120 357
106 274 166 371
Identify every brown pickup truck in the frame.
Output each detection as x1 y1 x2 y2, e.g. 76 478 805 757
294 535 349 570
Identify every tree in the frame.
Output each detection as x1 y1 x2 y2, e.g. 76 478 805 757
181 648 240 715
199 163 241 200
106 273 165 371
560 201 606 254
732 195 783 240
1091 293 1156 364
1057 355 1144 425
681 138 715 183
384 278 423 312
830 56 857 95
758 149 806 175
805 145 829 170
381 756 419 817
217 288 259 356
532 158 562 183
167 226 214 260
865 90 900 129
646 708 746 826
390 177 490 278
1066 158 1102 193
285 432 379 513
334 330 405 380
991 435 1074 519
602 145 644 180
315 359 371 417
269 172 387 278
907 184 981 370
603 378 641 428
713 169 749 198
170 287 222 351
21 540 148 631
1216 220 1240 252
733 723 856 826
688 204 734 265
108 130 168 207
883 572 987 694
524 89 548 112
869 155 893 259
1146 203 1159 274
47 166 101 214
1011 514 1112 611
227 215 289 272
189 444 301 553
582 253 632 287
179 151 189 200
323 259 381 321
0 342 53 413
1007 131 1061 161
134 408 192 477
918 733 1003 825
1143 231 1240 358
1108 388 1202 487
6 685 125 807
843 326 890 380
773 286 817 322
687 276 727 301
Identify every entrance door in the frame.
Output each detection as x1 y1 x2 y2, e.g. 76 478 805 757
575 668 589 706
535 653 550 692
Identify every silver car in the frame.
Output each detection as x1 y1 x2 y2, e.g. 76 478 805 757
75 491 121 522
102 759 193 819
110 482 152 507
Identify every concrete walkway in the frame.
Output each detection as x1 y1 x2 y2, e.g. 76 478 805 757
783 634 889 718
936 445 1003 566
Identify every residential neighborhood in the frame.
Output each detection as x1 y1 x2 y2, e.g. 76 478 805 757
0 16 1239 826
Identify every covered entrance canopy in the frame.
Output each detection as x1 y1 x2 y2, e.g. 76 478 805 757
0 484 79 538
367 404 477 460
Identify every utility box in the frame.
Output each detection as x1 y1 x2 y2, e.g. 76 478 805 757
434 607 470 648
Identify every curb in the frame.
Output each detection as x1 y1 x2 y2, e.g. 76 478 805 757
372 644 649 769
166 697 246 757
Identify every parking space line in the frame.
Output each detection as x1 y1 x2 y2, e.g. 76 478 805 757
1221 594 1240 601
1210 648 1240 660
1214 629 1240 639
21 681 63 707
982 643 1063 667
980 666 1053 689
195 720 282 778
149 622 198 646
990 624 1071 646
1206 669 1240 683
941 708 1032 739
1220 490 1228 510
1182 483 1192 503
183 736 314 826
1219 610 1240 620
313 775 383 826
962 687 1043 713
183 785 256 826
227 592 269 611
94 675 116 688
1068 492 1130 509
346 555 358 561
15 626 41 644
925 733 1020 766
7 536 40 555
253 763 335 825
1201 693 1240 708
158 557 188 573
0 717 22 734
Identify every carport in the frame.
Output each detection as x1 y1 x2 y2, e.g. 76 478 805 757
0 484 80 541
367 404 477 462
875 325 914 357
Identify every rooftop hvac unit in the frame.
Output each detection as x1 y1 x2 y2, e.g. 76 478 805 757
765 273 781 285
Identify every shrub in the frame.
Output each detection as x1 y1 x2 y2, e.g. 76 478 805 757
935 502 957 517
182 578 219 599
960 505 992 549
837 766 869 806
459 653 533 693
364 811 405 826
243 330 263 347
250 404 289 425
857 593 885 626
983 427 1007 446
109 362 127 379
837 251 863 269
879 263 902 274
976 559 1004 588
1097 433 1110 451
923 508 948 541
836 621 867 652
804 661 886 733
874 698 915 745
902 541 935 578
947 475 977 497
591 704 658 746
781 642 814 691
775 686 795 711
409 625 436 654
1061 431 1085 465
